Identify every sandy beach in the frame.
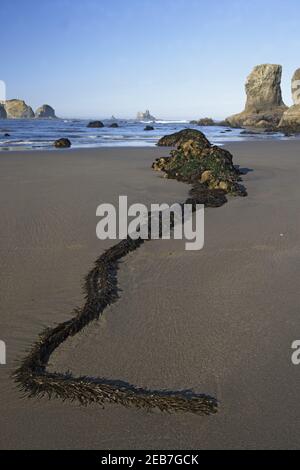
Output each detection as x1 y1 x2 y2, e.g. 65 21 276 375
1 142 300 449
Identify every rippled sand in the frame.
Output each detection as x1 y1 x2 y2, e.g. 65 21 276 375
1 143 300 449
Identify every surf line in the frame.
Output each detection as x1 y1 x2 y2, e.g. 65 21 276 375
13 186 229 415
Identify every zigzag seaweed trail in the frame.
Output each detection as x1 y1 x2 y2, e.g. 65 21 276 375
14 131 246 416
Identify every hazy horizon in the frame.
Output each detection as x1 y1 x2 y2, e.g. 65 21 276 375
1 0 300 120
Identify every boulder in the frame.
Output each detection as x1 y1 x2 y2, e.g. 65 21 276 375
226 64 287 128
152 136 246 196
279 69 300 132
157 128 211 149
137 110 156 121
54 138 71 148
4 99 34 119
0 104 7 119
109 123 119 128
35 104 57 119
87 121 104 128
144 125 154 131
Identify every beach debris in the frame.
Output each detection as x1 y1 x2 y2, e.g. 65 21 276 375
35 104 57 119
87 121 104 128
157 128 211 148
54 138 71 148
226 64 287 129
144 125 154 131
153 131 247 197
14 227 218 416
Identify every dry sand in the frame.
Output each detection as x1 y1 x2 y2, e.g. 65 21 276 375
1 142 300 449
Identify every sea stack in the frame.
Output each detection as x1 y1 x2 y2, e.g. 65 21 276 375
226 64 287 128
0 103 7 119
4 99 34 119
35 104 57 119
279 69 300 131
137 110 156 121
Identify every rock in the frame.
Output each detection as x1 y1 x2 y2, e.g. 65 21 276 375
292 69 300 104
279 69 300 132
137 110 156 121
144 125 154 131
0 104 7 119
109 123 119 128
35 104 57 119
200 170 213 183
54 138 71 148
152 157 171 172
240 130 260 135
87 121 104 128
226 64 287 128
4 99 34 119
4 133 10 137
218 120 231 127
218 181 229 191
190 118 216 126
152 134 246 196
157 129 211 149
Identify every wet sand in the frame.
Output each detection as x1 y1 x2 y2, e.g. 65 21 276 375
1 142 300 449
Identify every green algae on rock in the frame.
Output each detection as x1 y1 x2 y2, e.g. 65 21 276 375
153 131 247 197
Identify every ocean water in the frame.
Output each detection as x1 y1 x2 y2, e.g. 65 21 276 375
0 118 292 151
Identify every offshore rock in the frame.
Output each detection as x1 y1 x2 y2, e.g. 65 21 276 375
226 64 287 128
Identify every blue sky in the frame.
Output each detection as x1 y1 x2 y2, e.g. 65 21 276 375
1 0 300 119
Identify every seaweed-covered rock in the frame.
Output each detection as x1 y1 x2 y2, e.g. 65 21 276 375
157 129 211 149
54 138 71 148
87 121 104 128
153 137 246 196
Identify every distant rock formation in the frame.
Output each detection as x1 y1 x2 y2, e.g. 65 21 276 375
137 110 156 121
279 69 300 132
87 121 104 128
144 125 154 131
4 99 34 119
226 64 287 128
54 138 71 148
35 104 57 119
0 104 7 119
190 118 216 126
